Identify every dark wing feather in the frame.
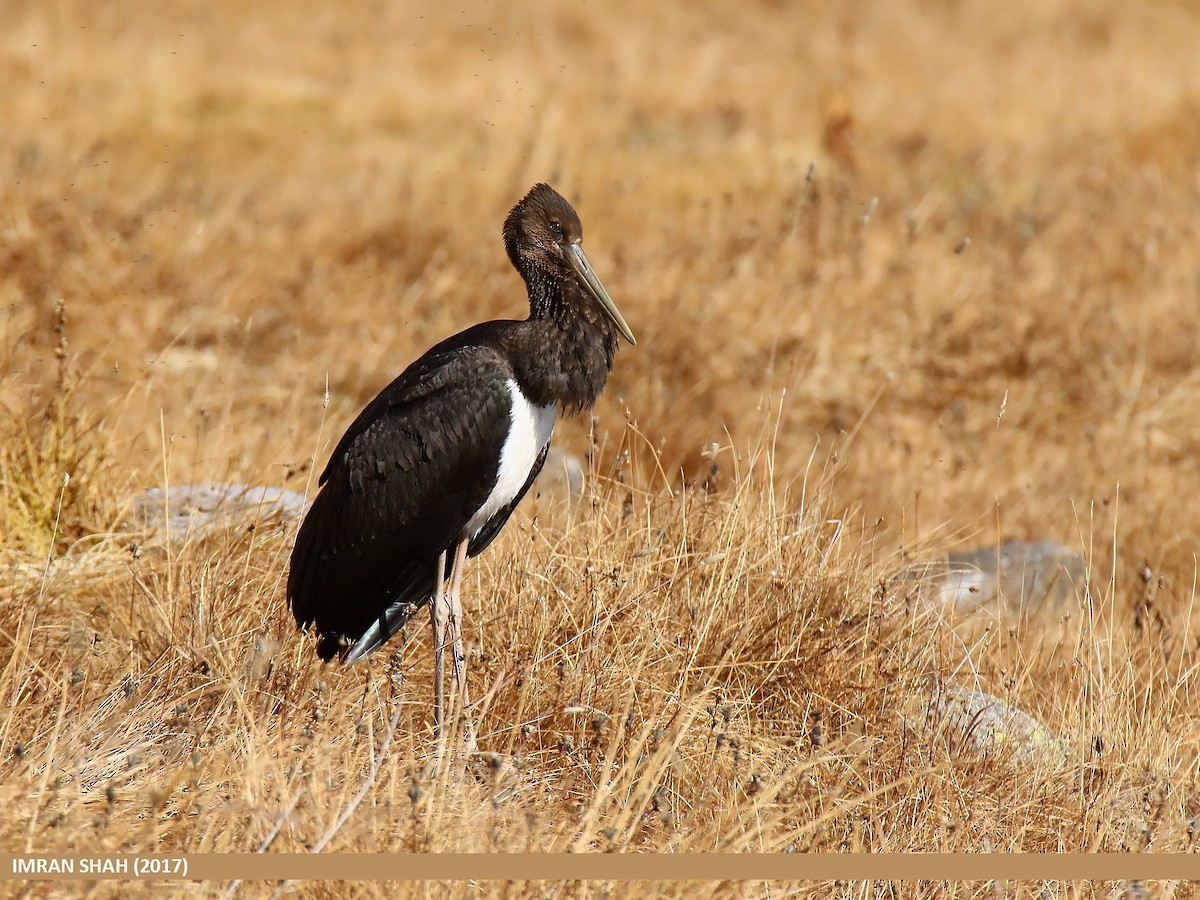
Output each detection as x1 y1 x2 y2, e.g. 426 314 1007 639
288 329 518 661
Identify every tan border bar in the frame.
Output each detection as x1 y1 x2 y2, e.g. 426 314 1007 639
3 854 1200 882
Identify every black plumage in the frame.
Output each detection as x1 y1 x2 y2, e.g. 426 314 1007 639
287 183 634 744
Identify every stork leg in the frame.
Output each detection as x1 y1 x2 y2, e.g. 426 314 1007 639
445 535 477 754
429 549 449 747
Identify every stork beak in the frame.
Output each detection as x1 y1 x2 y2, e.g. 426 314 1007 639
566 243 636 346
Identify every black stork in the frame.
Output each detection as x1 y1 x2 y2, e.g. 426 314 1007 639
287 183 635 748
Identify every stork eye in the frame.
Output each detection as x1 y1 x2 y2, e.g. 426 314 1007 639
548 219 565 240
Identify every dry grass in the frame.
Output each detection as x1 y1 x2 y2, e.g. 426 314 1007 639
3 0 1200 895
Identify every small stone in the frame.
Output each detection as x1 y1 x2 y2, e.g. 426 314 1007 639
129 483 309 541
247 636 280 680
923 683 1068 765
908 540 1087 632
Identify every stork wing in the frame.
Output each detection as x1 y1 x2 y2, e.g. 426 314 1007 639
288 335 517 661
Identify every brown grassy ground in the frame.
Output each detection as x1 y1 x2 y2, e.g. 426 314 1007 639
3 0 1200 895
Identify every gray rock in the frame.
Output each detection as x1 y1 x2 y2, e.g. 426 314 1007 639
913 540 1087 624
924 683 1069 765
130 483 309 540
1111 882 1150 900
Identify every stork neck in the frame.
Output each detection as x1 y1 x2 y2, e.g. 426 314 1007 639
509 276 619 414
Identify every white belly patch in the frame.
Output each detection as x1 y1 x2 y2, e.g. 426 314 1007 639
464 380 556 538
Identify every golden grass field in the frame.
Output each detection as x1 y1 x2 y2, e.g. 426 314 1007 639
3 0 1200 895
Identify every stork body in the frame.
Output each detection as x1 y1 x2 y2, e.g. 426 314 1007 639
288 183 635 748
